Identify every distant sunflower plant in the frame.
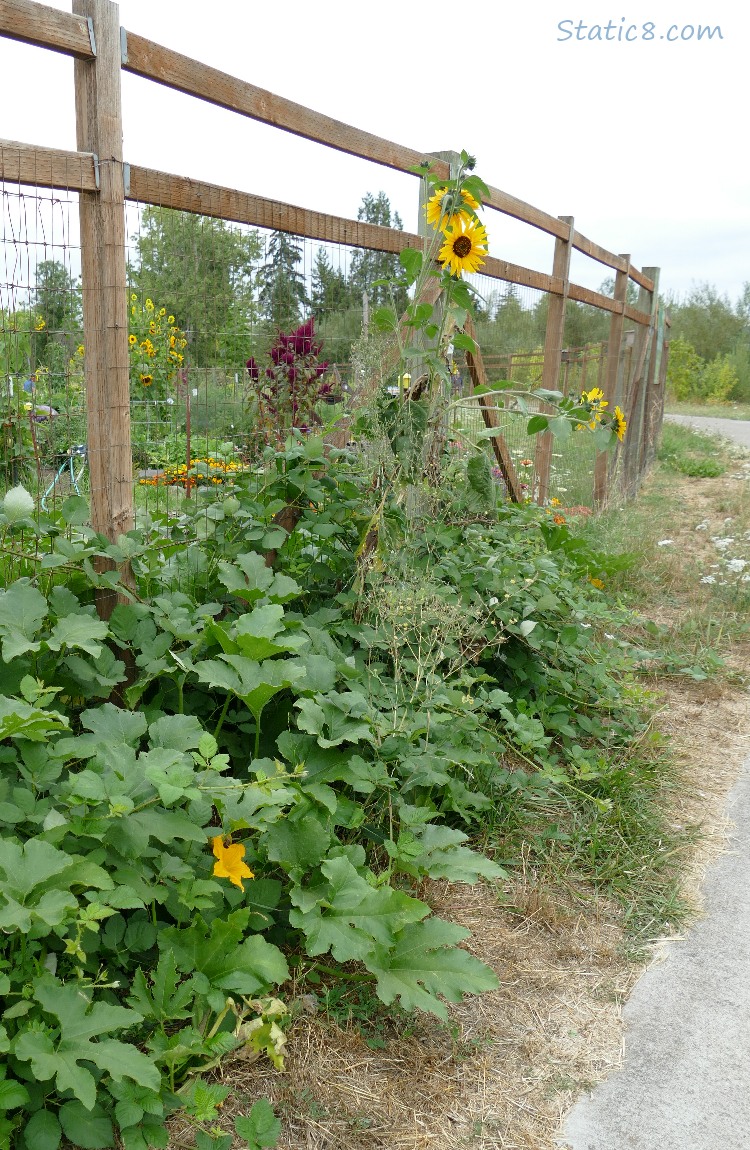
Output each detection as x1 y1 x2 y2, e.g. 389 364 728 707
366 151 493 477
127 293 188 404
364 149 626 535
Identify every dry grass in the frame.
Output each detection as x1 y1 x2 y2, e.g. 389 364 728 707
169 673 749 1150
169 461 750 1150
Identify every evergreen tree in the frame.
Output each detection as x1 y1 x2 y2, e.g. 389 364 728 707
311 248 352 316
348 192 408 313
256 230 309 330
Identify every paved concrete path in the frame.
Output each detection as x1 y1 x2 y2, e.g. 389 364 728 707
560 756 750 1149
664 413 750 450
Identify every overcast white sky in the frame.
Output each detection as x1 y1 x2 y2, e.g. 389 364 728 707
1 0 747 304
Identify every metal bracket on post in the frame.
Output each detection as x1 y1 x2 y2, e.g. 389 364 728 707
92 153 100 190
86 16 96 56
123 162 130 198
120 27 128 65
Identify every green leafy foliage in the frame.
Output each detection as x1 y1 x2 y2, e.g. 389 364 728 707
0 161 660 1147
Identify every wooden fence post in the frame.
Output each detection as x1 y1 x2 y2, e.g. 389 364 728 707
636 268 661 481
594 255 630 508
74 0 133 615
535 215 573 503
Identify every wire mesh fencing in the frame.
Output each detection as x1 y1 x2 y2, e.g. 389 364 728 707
0 182 87 510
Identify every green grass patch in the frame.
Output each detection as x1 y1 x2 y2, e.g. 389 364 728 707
658 422 727 477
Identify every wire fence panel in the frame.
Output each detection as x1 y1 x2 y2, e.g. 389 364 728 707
0 183 88 509
0 0 667 552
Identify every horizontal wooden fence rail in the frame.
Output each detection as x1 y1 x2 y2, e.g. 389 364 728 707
0 138 98 190
0 0 93 57
0 0 652 294
0 140 655 324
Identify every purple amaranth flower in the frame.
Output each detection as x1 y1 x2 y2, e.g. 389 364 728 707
288 318 319 356
246 357 260 381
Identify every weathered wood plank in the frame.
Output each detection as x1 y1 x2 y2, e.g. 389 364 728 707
464 314 524 503
123 32 436 177
568 283 620 313
594 256 630 507
623 302 651 325
0 137 98 190
629 265 655 291
483 254 559 294
535 216 574 503
566 283 649 324
572 229 628 271
122 32 587 243
126 164 424 253
0 0 93 57
485 187 568 239
127 165 560 296
74 0 133 604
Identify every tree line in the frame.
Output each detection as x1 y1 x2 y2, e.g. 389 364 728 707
664 283 750 403
4 194 747 408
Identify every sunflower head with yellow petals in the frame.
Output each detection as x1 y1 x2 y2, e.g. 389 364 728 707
438 217 489 277
426 186 481 233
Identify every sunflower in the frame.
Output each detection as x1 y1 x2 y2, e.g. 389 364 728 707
426 186 480 232
168 315 175 324
582 386 606 405
140 373 153 387
128 334 137 345
613 405 627 441
438 217 489 277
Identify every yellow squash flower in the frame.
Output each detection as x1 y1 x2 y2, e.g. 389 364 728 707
438 217 489 277
212 835 254 891
426 186 480 232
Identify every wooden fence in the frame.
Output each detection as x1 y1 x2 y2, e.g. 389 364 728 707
0 0 668 546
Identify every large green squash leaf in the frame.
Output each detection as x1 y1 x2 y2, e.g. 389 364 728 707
366 917 500 1020
13 978 159 1110
290 856 428 963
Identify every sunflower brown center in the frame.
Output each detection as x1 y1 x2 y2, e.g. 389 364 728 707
453 236 473 257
